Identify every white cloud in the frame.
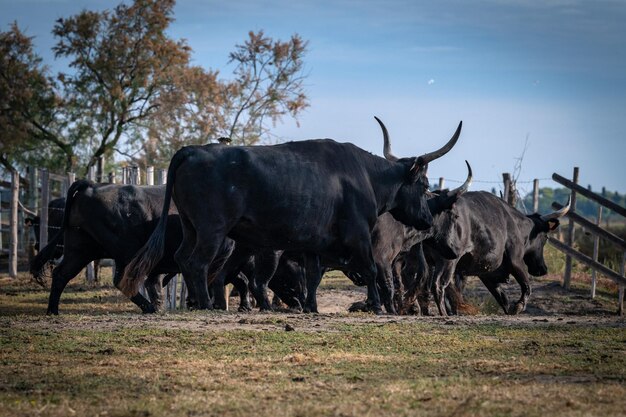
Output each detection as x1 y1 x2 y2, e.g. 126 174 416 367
428 79 435 85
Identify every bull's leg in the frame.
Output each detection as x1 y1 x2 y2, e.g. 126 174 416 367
173 213 196 309
269 276 304 312
47 255 92 315
349 251 383 315
303 254 323 313
508 264 531 315
211 245 251 310
444 283 463 315
432 260 456 317
185 236 234 311
377 263 397 314
209 272 228 310
478 275 510 314
113 263 156 314
206 239 236 310
94 259 101 283
230 272 252 312
391 259 406 314
145 273 164 311
400 244 429 315
187 263 213 310
417 291 430 316
364 264 383 315
416 264 435 316
250 250 282 312
174 216 213 310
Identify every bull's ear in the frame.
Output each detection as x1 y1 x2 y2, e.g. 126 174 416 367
409 161 428 183
547 219 559 231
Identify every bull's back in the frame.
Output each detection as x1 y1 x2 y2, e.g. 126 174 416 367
453 192 514 270
173 142 377 250
69 184 180 265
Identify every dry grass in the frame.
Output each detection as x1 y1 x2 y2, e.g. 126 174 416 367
0 270 625 417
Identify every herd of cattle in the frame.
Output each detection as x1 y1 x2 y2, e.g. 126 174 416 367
29 118 571 316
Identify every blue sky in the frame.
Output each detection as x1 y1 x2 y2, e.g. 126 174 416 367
2 0 626 198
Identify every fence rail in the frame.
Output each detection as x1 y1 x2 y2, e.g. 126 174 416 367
548 167 626 315
553 173 626 218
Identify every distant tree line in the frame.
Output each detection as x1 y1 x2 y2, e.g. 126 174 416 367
520 187 626 224
0 0 309 182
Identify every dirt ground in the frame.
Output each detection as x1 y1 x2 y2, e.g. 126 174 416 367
1 269 623 333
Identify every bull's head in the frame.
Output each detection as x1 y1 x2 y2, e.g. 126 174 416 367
375 116 462 230
524 196 571 276
427 160 472 216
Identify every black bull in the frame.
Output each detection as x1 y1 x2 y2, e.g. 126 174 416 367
27 197 106 284
343 161 472 313
416 191 571 316
121 118 463 314
30 180 234 315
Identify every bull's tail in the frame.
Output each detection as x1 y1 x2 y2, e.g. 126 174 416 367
119 148 190 297
30 179 92 285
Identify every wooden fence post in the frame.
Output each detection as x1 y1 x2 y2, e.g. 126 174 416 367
130 165 140 185
563 167 579 290
160 168 178 310
158 169 167 185
146 166 154 186
502 173 511 205
96 156 104 182
532 179 539 213
9 170 19 278
0 190 3 252
591 205 602 299
83 170 97 283
619 253 625 316
39 169 50 250
438 177 445 191
67 172 75 191
180 281 187 310
28 166 38 214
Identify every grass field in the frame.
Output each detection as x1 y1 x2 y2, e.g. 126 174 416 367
1 270 625 417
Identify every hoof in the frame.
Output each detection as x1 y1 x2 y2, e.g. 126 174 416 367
348 300 369 313
141 305 157 314
507 302 524 315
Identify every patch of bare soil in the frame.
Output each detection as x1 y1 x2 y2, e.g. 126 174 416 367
460 273 620 317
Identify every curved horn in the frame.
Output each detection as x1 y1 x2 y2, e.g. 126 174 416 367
541 195 571 221
374 116 398 162
417 121 462 165
449 160 473 196
18 200 38 218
